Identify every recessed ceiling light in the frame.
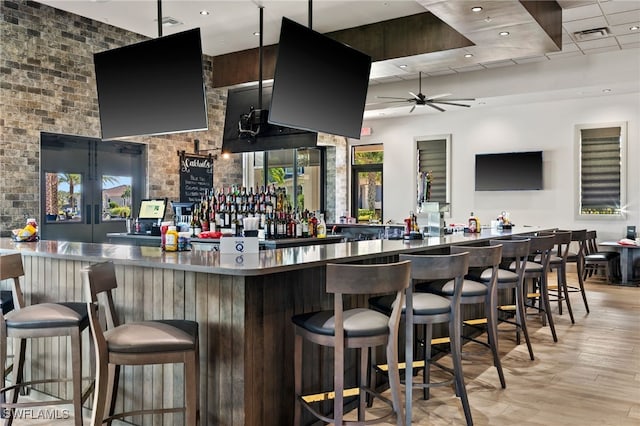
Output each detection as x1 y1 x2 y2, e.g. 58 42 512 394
253 31 260 36
464 53 473 58
399 64 408 69
630 25 639 31
199 10 210 16
602 88 612 93
499 31 510 36
471 6 483 12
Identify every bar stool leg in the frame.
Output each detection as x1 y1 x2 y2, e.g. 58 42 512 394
576 260 590 313
486 288 506 388
0 319 6 411
515 285 535 361
293 334 302 426
185 350 198 425
405 304 414 426
449 312 472 426
423 324 432 400
358 348 367 422
70 328 83 426
386 322 404 426
91 355 108 426
105 364 119 426
540 273 558 342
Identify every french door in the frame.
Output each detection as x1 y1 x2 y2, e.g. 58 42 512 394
40 132 145 243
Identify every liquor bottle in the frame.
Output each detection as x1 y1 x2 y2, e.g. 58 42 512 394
317 213 326 238
301 212 309 238
309 212 318 238
295 213 302 238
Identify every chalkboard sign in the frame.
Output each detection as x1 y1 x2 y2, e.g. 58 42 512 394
179 153 213 203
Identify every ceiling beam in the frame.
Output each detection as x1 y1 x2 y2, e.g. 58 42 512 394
212 12 472 88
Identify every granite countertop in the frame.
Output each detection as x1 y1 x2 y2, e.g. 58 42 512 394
0 227 539 276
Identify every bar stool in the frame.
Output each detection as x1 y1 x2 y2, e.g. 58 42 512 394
0 253 91 426
583 230 620 283
292 261 410 426
81 261 199 425
512 234 558 342
473 239 534 361
562 229 590 313
539 231 574 324
423 244 506 389
371 252 472 426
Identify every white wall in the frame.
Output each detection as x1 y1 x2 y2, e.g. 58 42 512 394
359 51 640 242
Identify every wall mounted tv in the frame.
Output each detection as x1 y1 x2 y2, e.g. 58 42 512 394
475 151 543 191
222 84 317 154
268 17 372 139
94 28 208 140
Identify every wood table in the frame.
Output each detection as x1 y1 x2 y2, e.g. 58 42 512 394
598 241 640 284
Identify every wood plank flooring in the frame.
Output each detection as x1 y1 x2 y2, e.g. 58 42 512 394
8 272 640 425
361 272 640 425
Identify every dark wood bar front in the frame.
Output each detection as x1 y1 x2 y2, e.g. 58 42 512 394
0 229 543 425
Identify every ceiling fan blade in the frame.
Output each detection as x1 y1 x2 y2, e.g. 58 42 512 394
438 98 476 102
409 104 416 113
425 103 446 112
409 91 421 101
426 93 452 100
376 96 412 100
430 100 472 108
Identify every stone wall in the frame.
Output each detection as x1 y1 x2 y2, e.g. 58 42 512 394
0 1 347 236
0 0 242 236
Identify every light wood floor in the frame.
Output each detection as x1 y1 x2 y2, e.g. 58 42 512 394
360 272 640 425
8 272 640 425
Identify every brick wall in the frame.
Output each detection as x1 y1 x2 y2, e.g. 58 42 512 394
0 0 242 235
0 1 346 237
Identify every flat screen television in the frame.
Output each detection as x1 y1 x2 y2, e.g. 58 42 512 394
475 151 543 191
94 28 208 140
138 198 167 220
222 84 317 154
268 17 372 139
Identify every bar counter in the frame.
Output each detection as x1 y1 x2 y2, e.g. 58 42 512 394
0 227 540 425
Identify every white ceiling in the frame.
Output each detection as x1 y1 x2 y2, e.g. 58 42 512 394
37 0 640 118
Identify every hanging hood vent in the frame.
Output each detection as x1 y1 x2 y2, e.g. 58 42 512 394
573 27 610 41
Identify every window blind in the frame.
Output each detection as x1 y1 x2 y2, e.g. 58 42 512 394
580 127 621 214
417 139 447 203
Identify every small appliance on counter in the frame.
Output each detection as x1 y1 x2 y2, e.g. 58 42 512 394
415 202 449 237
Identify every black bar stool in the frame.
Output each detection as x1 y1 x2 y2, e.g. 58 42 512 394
371 252 472 426
539 231 575 324
584 230 620 283
0 253 92 426
561 229 590 312
476 239 534 361
424 244 506 389
292 261 410 426
81 261 199 425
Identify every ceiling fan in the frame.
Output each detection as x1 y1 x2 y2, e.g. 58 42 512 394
375 71 475 113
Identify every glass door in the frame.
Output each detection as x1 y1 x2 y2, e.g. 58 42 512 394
351 145 383 223
40 133 145 243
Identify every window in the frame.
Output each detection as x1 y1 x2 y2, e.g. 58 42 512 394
247 148 324 213
416 135 451 211
351 144 383 222
576 123 626 218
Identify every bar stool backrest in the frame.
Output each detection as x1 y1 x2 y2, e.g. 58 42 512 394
490 238 530 274
326 261 411 295
540 230 572 261
399 252 469 281
0 253 25 309
450 244 502 269
81 261 120 331
585 230 598 255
